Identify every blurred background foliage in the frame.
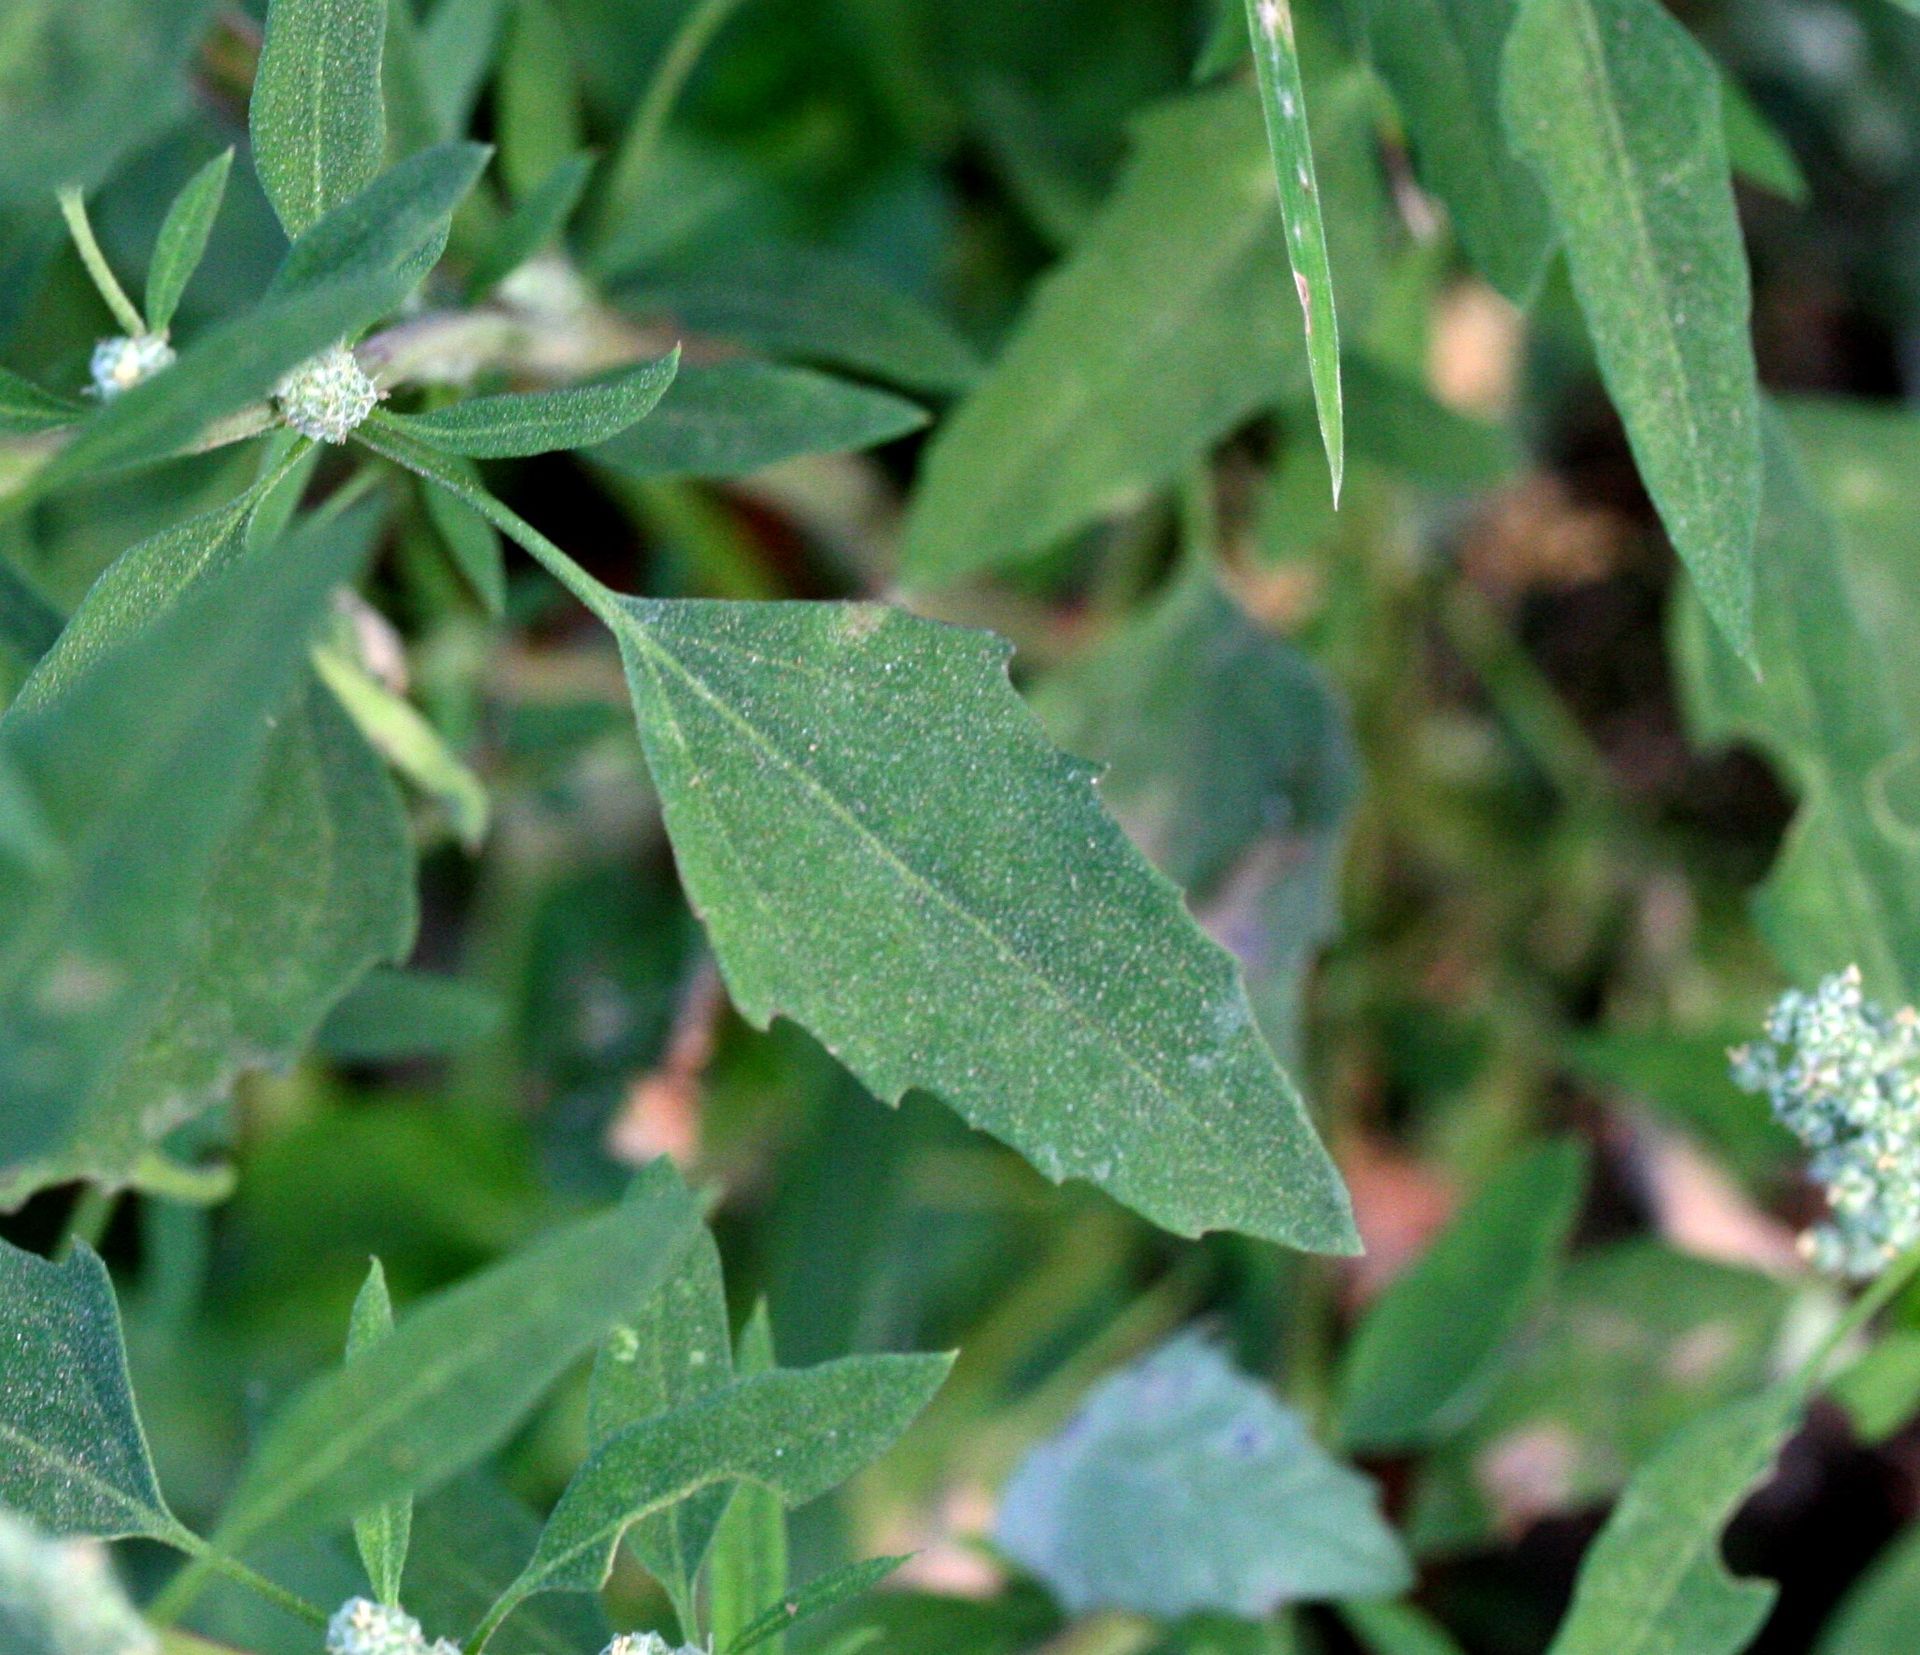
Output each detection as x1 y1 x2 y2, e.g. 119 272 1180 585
3 0 1920 1651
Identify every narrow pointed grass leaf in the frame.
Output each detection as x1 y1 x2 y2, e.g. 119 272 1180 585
900 90 1304 587
384 352 679 458
724 1556 910 1655
1358 0 1554 303
586 1161 733 1621
605 598 1356 1249
1503 0 1761 663
0 505 379 1171
317 967 502 1062
1336 1138 1587 1452
145 147 234 332
0 1239 186 1544
0 369 82 436
347 1260 412 1605
587 360 925 481
479 1354 951 1637
1242 0 1342 499
251 0 388 237
467 153 595 297
213 1181 703 1550
708 1307 786 1655
1544 1391 1794 1655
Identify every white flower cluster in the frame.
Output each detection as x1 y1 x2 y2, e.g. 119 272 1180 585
0 1507 154 1655
325 1598 457 1655
276 343 380 442
1731 965 1920 1277
601 1635 706 1655
88 333 175 400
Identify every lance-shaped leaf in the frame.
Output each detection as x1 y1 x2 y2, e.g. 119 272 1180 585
0 369 82 436
214 1181 703 1550
587 360 925 482
1545 1392 1794 1655
607 597 1356 1250
724 1556 908 1655
1336 1138 1588 1452
251 0 389 237
708 1307 786 1655
586 1161 734 1618
347 1260 412 1605
0 505 378 1170
0 1240 186 1544
1359 0 1553 303
146 147 234 332
1241 0 1341 499
900 89 1305 587
477 1354 951 1638
383 352 681 458
1502 0 1761 662
1676 403 1920 1005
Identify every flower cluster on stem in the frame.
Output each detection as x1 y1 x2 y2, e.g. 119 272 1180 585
1731 965 1920 1277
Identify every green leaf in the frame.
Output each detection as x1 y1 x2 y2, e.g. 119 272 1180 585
1343 354 1521 490
496 0 582 203
1336 1139 1587 1453
0 505 378 1171
1502 0 1761 662
0 0 218 204
0 1239 185 1543
0 368 83 435
384 353 680 458
1241 0 1341 499
1719 72 1807 204
616 242 983 396
267 139 490 304
606 597 1356 1249
708 1306 787 1655
585 1160 735 1620
1675 402 1920 1004
1831 1331 1920 1446
1408 1242 1789 1552
1359 0 1553 303
1545 1392 1793 1655
467 153 595 297
724 1556 909 1655
0 483 414 1208
347 1259 412 1605
420 475 507 615
251 0 389 237
1820 1520 1920 1653
402 1474 614 1655
1340 1601 1470 1655
317 967 503 1062
213 1183 703 1550
145 147 234 332
588 360 925 482
900 89 1304 587
1032 569 1357 1064
997 1334 1410 1618
418 0 510 136
477 1354 951 1636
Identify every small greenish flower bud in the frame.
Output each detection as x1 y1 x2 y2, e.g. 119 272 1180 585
0 1507 154 1655
275 343 380 443
1730 965 1920 1277
325 1598 426 1655
88 333 175 400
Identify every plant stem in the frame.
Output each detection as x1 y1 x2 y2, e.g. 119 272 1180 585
1793 1240 1920 1404
148 1528 329 1629
56 1186 119 1261
57 189 148 337
593 0 752 249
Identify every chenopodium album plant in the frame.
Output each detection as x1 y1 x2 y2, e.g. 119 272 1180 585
2 0 1920 1651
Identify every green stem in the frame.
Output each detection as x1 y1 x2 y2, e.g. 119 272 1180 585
149 1529 329 1629
56 1185 119 1261
57 189 148 337
1793 1241 1920 1405
593 0 752 248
